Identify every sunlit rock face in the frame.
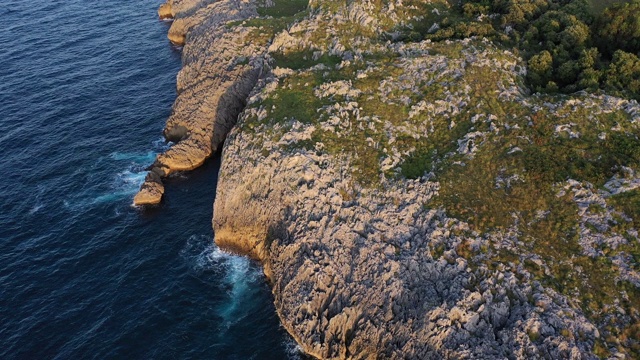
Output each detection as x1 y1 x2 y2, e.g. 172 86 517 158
157 3 173 20
135 0 262 205
133 171 164 206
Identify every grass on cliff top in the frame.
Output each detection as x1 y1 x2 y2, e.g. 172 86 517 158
257 0 308 17
261 72 326 125
229 0 309 46
234 3 640 346
428 90 640 355
608 190 640 288
237 4 640 352
240 62 389 187
271 51 342 71
331 37 640 356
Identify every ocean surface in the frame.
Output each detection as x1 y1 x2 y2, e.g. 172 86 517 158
0 1 298 358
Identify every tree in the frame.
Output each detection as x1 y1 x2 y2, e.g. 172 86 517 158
497 0 550 31
528 50 554 90
577 48 602 91
596 0 640 57
605 50 640 97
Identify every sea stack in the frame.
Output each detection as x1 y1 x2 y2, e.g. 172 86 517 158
133 171 164 206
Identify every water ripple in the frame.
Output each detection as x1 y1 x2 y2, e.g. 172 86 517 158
0 0 294 359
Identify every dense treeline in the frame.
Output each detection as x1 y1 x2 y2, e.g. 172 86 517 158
422 0 640 99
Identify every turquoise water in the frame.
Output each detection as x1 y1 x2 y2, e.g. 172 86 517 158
0 1 297 358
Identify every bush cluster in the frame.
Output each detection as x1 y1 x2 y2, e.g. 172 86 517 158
423 0 640 99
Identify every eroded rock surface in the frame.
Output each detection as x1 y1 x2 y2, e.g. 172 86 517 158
133 171 165 206
213 66 603 358
134 0 263 205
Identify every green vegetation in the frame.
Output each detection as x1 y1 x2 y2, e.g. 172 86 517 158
595 0 640 55
271 51 342 70
399 0 640 99
261 74 324 125
427 94 640 356
521 114 640 186
241 60 390 186
588 0 628 13
609 189 640 224
231 0 310 47
256 0 308 17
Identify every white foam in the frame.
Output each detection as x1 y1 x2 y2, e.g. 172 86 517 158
181 235 264 327
64 163 149 210
283 336 305 360
95 169 147 203
28 185 45 214
152 137 172 152
119 170 146 185
110 151 156 164
28 204 43 215
106 144 168 202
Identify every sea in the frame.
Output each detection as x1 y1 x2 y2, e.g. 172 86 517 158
0 1 299 358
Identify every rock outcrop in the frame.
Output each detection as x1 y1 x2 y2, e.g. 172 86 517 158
133 170 165 206
157 3 173 20
134 0 263 205
212 59 605 358
145 0 639 358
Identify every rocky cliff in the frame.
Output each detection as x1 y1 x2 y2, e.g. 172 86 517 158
135 0 263 205
142 0 639 358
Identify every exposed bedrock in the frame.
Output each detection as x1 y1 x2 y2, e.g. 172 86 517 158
134 0 261 205
157 3 173 20
146 0 638 358
160 0 221 24
133 170 165 206
213 116 600 359
165 0 234 45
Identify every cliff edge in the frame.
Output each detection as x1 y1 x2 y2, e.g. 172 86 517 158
135 0 263 205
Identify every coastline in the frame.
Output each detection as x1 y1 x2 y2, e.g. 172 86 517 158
135 0 263 206
0 0 296 357
142 0 640 358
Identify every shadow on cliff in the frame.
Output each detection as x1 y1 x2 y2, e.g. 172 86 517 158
163 151 222 211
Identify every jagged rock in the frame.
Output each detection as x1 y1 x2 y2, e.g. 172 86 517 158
157 3 173 20
133 171 164 206
135 0 262 204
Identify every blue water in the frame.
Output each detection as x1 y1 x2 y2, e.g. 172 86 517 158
0 1 298 358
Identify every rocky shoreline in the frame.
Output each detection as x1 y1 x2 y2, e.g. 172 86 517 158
138 0 639 358
134 0 263 206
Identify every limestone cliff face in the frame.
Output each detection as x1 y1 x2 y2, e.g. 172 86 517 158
146 0 639 358
135 0 263 205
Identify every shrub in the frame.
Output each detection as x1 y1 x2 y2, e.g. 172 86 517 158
596 0 640 57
